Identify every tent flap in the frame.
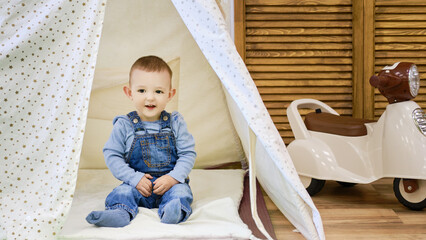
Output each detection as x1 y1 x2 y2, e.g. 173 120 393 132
0 0 106 238
0 0 324 239
171 0 325 239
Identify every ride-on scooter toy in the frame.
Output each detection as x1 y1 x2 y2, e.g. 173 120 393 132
287 62 426 210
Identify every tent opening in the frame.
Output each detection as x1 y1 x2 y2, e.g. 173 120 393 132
0 1 324 239
79 0 244 171
64 1 265 239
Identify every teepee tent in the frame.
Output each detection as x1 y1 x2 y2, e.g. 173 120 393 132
0 0 324 239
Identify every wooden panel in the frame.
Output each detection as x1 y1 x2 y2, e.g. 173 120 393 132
375 6 426 13
376 21 426 28
246 43 353 50
246 6 352 14
247 28 352 35
246 0 352 5
255 79 352 87
375 29 426 35
374 1 426 118
247 65 352 72
363 0 376 119
246 50 352 58
265 101 353 109
246 13 353 21
243 0 354 144
375 0 426 5
376 14 426 21
251 72 352 79
375 36 426 43
376 58 426 65
246 35 353 43
246 57 352 65
352 0 364 118
234 0 245 60
258 86 352 94
239 0 426 143
375 43 426 50
246 21 352 28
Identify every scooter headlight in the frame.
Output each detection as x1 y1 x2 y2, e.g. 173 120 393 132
408 64 420 97
370 62 420 103
412 108 426 136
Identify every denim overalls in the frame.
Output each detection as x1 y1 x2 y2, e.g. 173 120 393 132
104 111 193 224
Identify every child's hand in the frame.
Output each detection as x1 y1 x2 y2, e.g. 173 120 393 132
136 174 153 197
153 175 179 195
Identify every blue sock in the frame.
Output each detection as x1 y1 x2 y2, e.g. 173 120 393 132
86 209 130 227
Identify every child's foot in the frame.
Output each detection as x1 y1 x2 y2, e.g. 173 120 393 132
86 209 130 227
160 199 185 224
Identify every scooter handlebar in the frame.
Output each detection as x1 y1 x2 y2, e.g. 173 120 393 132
287 99 339 140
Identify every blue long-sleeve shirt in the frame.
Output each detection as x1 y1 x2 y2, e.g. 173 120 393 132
103 111 196 187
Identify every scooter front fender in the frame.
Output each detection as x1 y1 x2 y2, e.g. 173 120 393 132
288 138 375 183
382 101 426 179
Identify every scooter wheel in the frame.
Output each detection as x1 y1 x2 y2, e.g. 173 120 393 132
393 178 426 211
300 176 325 196
337 181 357 187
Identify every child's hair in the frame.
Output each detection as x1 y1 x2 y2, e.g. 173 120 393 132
129 55 173 85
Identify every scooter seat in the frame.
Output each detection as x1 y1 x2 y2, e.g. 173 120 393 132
304 112 376 137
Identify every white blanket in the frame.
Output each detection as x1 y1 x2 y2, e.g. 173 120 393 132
59 169 253 239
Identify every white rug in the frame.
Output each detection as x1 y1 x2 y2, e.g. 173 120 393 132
59 169 253 239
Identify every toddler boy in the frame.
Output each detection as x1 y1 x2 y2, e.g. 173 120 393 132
86 55 196 227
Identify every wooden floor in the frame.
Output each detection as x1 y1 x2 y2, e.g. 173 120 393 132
264 178 426 240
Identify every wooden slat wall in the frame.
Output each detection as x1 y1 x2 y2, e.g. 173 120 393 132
374 0 426 118
244 0 354 144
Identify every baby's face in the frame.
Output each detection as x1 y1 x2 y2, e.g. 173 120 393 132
128 69 174 121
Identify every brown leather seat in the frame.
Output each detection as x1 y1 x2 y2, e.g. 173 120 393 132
304 112 376 137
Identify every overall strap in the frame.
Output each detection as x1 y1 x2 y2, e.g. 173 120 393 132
127 111 147 133
127 111 172 133
159 111 172 132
